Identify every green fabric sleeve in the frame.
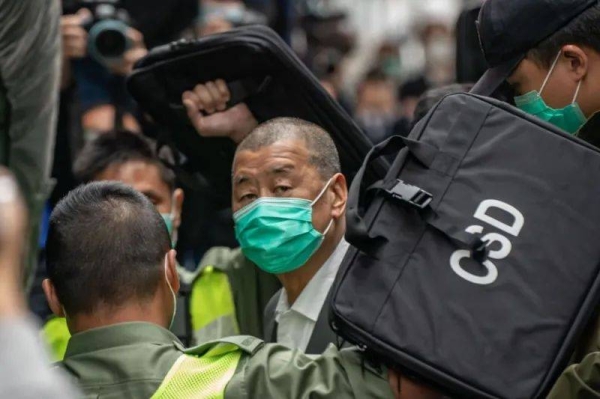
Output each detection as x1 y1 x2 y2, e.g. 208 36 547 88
224 343 394 399
548 352 600 399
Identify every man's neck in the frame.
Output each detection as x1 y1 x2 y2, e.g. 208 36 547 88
278 226 345 305
68 301 169 335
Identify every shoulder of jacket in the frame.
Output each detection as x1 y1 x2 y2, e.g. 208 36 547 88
178 335 265 357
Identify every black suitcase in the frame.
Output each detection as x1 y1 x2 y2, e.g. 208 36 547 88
127 26 386 205
331 93 600 399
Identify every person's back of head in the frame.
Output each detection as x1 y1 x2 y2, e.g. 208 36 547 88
42 182 179 334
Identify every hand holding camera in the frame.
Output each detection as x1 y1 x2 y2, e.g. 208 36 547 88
61 0 147 75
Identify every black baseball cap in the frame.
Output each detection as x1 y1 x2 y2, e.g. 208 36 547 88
472 0 598 95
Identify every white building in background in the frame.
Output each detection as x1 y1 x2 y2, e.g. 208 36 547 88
322 0 463 90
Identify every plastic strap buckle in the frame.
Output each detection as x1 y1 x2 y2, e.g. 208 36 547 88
387 179 433 209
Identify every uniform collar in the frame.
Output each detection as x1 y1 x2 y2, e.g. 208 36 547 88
65 322 181 358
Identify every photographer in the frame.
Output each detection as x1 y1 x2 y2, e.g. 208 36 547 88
61 2 148 135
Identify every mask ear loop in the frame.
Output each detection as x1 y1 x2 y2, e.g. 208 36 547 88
572 79 583 104
540 51 562 96
321 218 334 236
311 177 335 206
164 253 177 329
311 177 336 236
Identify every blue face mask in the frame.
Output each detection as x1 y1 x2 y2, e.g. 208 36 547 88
514 51 587 134
233 178 334 275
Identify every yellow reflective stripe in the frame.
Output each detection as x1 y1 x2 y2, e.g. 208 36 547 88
150 348 242 399
190 266 238 340
42 317 71 361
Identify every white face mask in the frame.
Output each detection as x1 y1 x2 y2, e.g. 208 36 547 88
164 253 177 329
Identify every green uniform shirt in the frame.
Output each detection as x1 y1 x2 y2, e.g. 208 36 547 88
59 322 394 399
548 313 600 398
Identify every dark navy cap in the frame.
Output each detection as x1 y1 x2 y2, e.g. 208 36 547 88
472 0 598 95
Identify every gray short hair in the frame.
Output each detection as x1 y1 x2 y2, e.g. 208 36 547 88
236 117 341 179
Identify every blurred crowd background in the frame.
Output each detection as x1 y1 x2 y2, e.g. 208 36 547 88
34 0 486 315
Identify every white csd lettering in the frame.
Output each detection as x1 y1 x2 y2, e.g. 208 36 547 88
450 200 524 286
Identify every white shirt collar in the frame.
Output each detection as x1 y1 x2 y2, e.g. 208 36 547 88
275 238 350 322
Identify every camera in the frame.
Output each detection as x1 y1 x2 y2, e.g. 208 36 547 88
77 0 132 66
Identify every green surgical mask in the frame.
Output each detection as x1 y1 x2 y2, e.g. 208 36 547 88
160 196 178 247
515 51 587 134
161 213 174 234
233 178 334 275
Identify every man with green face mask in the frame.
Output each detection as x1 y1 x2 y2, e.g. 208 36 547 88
42 131 280 360
473 0 600 136
182 79 353 354
229 117 351 354
473 1 600 396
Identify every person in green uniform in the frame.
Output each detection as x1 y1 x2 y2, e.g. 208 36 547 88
41 181 439 399
42 131 280 359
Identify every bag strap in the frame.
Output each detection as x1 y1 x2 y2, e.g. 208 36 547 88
347 135 488 261
346 135 437 253
367 179 488 261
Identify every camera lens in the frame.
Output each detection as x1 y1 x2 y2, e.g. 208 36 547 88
95 28 127 58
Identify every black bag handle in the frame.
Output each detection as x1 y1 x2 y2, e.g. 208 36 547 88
346 135 437 253
346 135 488 261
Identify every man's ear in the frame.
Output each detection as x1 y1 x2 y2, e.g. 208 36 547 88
330 173 348 219
562 44 589 81
165 250 180 293
172 188 184 231
42 279 65 318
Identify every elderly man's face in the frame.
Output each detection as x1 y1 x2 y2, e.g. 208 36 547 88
232 139 333 234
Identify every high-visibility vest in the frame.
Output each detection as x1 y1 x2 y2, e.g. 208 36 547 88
189 266 239 345
43 264 239 360
42 316 70 361
150 336 263 399
150 344 241 399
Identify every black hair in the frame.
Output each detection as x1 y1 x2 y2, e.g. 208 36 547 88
236 117 341 180
528 3 600 68
399 77 429 101
73 131 176 192
46 182 171 315
362 68 390 83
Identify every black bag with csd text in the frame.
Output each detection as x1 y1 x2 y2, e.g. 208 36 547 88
127 25 386 206
331 93 600 399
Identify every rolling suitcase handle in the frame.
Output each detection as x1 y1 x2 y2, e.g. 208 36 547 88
346 135 488 261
